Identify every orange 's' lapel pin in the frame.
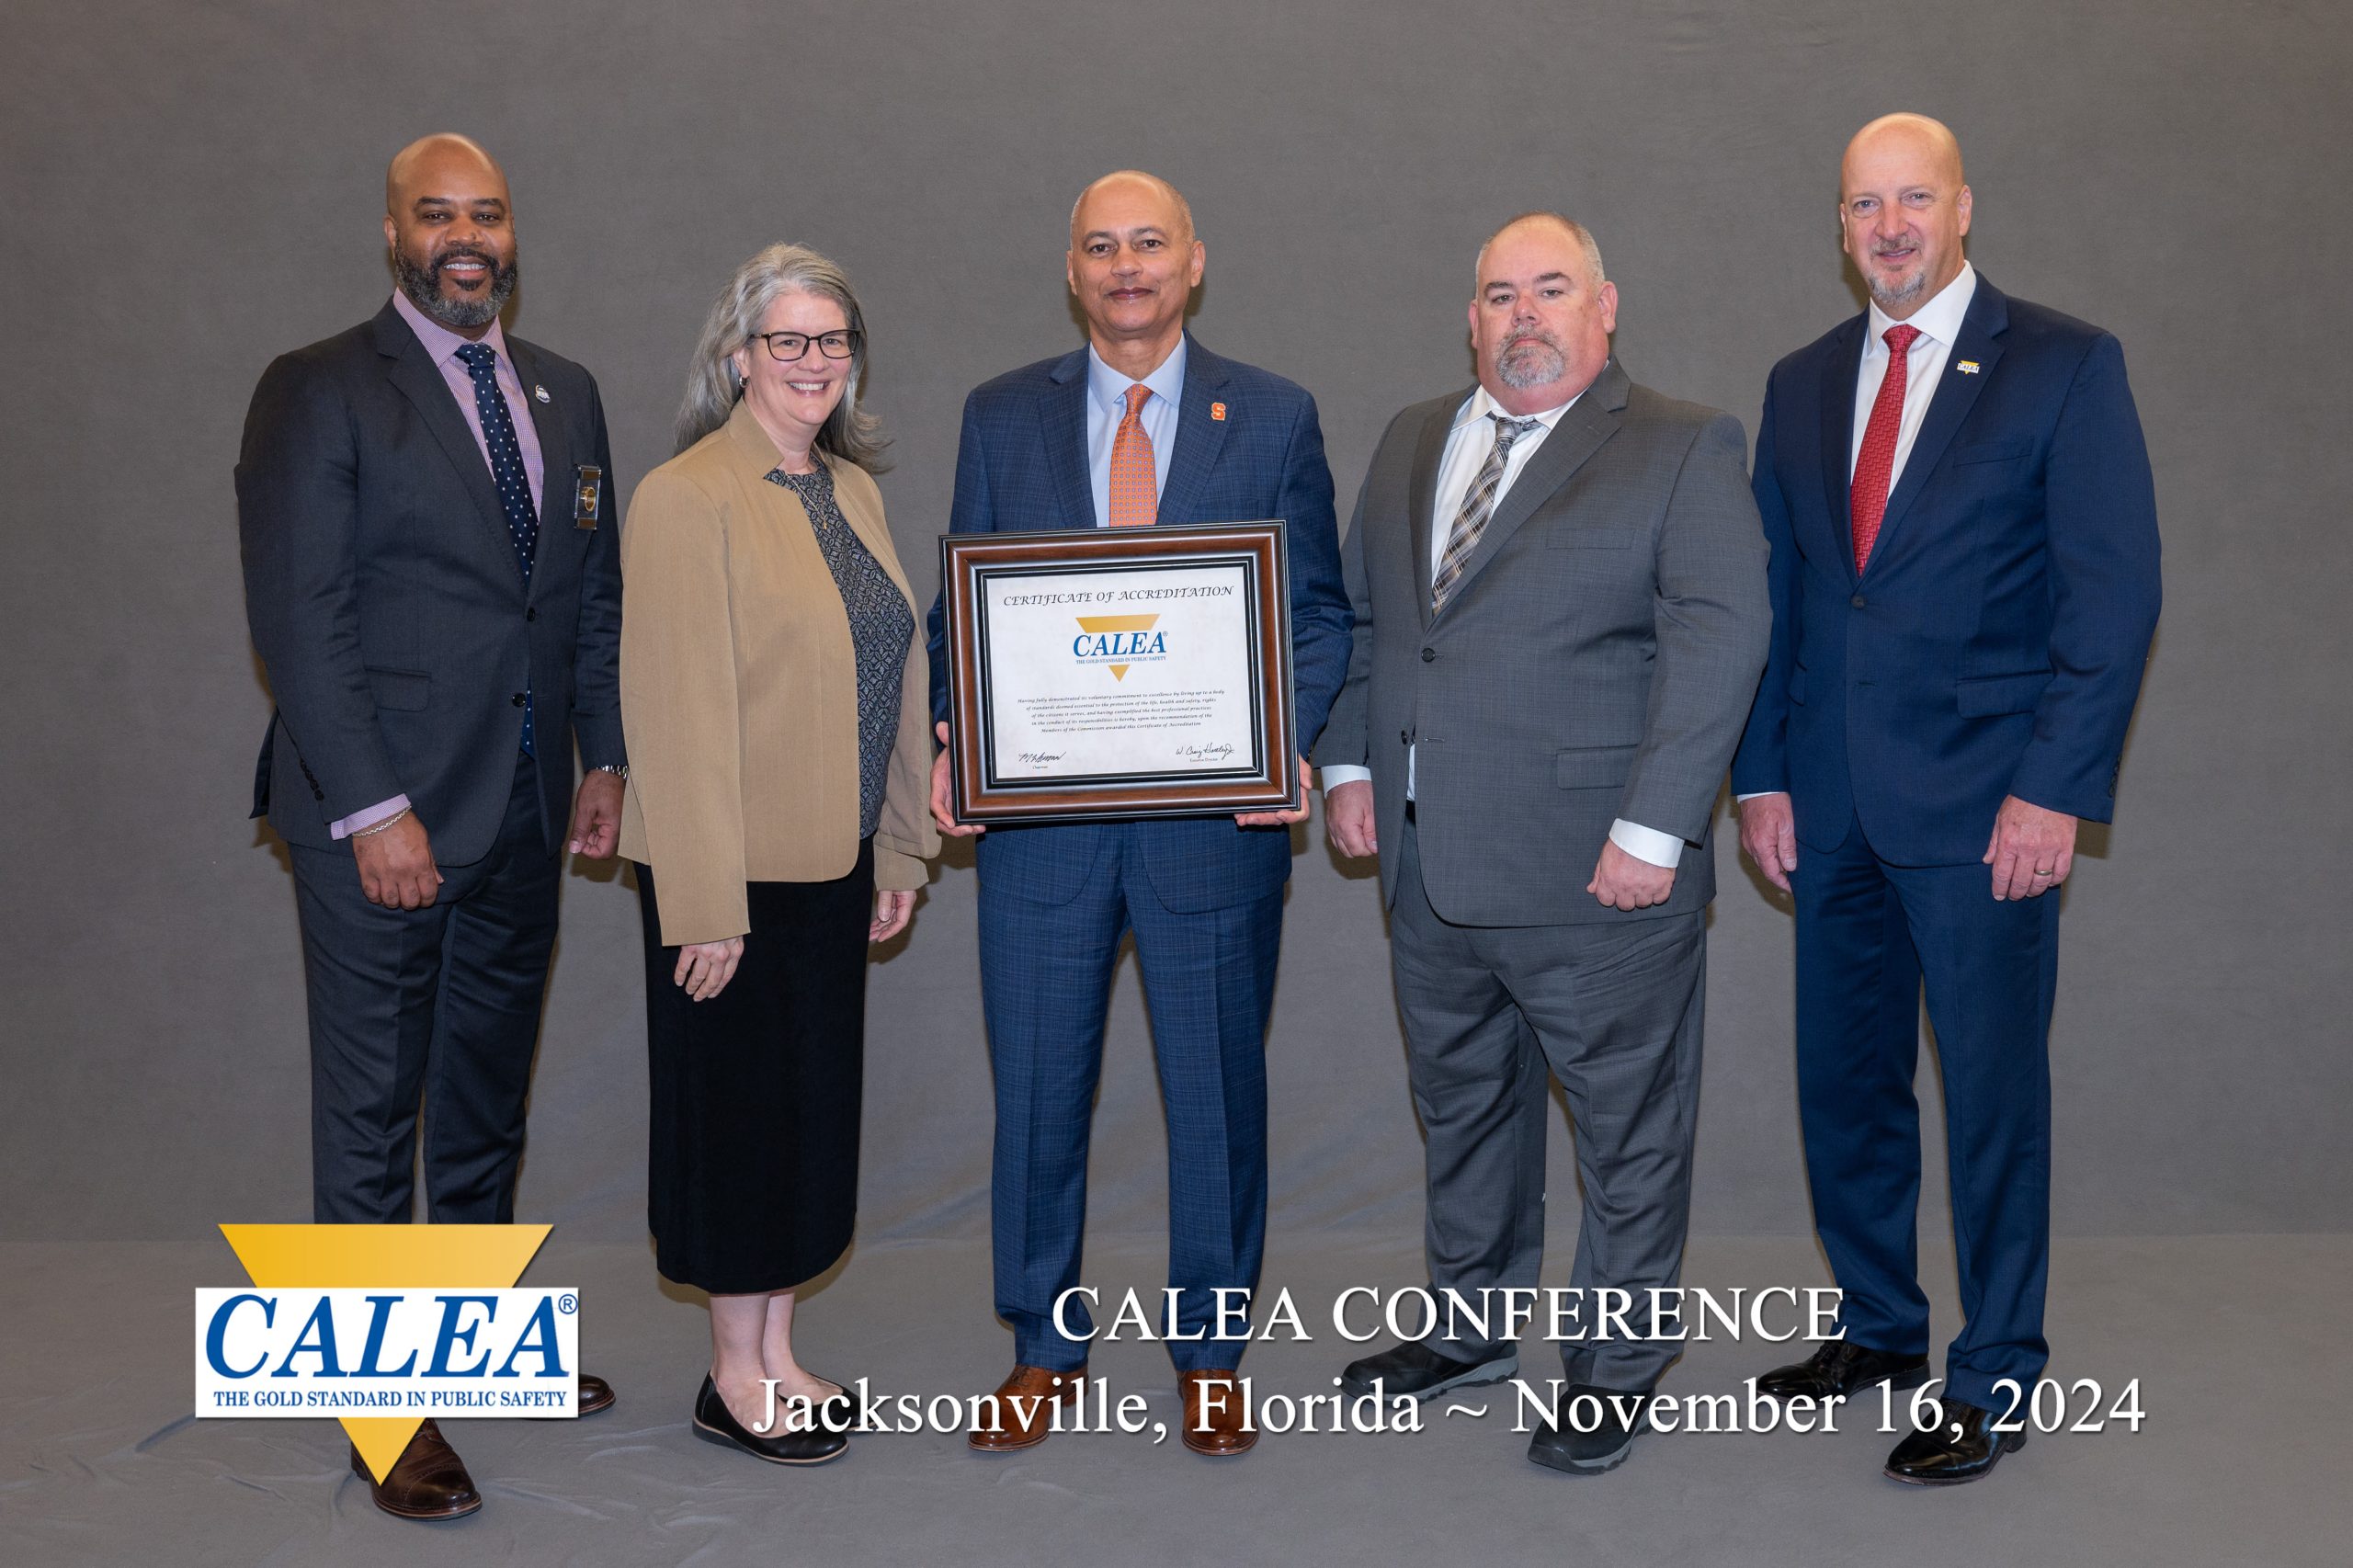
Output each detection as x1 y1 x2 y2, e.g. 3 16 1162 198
1210 402 1227 421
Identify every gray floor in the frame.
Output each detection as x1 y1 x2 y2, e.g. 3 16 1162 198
6 1233 2347 1567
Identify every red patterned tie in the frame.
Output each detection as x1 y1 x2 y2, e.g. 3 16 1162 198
1108 384 1156 528
1849 323 1922 573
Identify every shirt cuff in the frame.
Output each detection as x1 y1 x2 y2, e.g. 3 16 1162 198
1733 791 1784 802
1608 818 1684 869
330 794 411 841
1318 765 1372 790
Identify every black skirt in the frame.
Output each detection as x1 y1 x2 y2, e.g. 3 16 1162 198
635 841 873 1295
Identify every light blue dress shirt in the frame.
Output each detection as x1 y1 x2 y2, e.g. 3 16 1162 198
1084 337 1186 527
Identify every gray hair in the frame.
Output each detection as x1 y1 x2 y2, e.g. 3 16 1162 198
1473 211 1607 293
675 243 889 467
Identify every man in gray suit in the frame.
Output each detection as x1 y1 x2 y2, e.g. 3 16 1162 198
1316 213 1768 1475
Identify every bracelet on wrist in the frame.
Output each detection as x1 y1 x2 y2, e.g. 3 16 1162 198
352 806 412 839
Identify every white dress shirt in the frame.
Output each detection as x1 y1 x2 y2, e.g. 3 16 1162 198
1849 261 1977 489
1084 338 1185 526
1321 385 1687 869
1737 262 1980 806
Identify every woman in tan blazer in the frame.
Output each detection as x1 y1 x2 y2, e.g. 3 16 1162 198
619 244 937 1465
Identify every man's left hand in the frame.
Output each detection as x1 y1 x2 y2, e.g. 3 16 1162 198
568 769 625 858
1235 756 1313 827
1983 795 2077 901
1588 839 1676 912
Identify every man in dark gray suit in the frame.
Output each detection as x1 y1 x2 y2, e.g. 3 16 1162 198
234 134 622 1520
1316 213 1769 1475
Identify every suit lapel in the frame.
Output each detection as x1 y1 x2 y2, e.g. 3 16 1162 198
1866 278 2008 569
1817 315 1865 585
1155 336 1232 527
378 309 517 571
508 338 568 608
1407 392 1461 631
1041 350 1096 530
1437 360 1628 612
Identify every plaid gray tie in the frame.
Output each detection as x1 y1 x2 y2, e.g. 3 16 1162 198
1432 414 1541 611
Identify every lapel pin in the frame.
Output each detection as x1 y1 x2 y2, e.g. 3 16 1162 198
533 384 551 403
1955 360 1981 375
1210 402 1227 422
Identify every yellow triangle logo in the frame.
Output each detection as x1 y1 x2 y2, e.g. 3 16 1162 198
218 1224 551 1481
1075 614 1158 684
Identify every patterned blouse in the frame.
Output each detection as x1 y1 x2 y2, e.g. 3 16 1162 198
766 463 913 838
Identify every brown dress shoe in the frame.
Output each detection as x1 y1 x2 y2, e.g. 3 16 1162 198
1179 1370 1256 1456
968 1364 1086 1452
350 1419 481 1520
578 1372 616 1415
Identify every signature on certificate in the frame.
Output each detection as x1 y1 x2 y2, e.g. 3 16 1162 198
1017 750 1065 765
1176 741 1236 762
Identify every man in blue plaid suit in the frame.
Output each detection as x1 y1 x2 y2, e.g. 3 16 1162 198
926 171 1350 1458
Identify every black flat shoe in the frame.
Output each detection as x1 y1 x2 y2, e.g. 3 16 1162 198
1884 1396 2025 1485
1756 1340 1931 1401
691 1375 848 1465
1339 1342 1518 1401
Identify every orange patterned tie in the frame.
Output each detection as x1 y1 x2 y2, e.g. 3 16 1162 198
1108 383 1157 527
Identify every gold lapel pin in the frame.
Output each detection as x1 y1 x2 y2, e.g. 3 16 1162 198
533 384 551 403
1956 360 1981 375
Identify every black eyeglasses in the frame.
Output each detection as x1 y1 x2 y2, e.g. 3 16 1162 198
752 329 861 362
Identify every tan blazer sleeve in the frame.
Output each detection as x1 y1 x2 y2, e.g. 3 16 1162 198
620 468 749 945
872 624 937 892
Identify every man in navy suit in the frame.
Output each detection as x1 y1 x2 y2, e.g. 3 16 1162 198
1731 115 2161 1485
236 135 623 1519
926 170 1350 1457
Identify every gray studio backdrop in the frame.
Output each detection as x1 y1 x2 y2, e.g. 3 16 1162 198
3 0 2345 1247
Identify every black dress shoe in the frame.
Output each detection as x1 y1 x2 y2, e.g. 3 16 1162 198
1339 1342 1518 1400
1526 1383 1645 1476
349 1418 481 1520
1884 1396 2025 1485
1756 1340 1931 1401
691 1375 848 1465
578 1372 616 1415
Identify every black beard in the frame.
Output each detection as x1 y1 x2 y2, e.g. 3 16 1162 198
394 244 520 330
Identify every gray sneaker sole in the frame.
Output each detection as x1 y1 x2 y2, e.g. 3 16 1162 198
1527 1430 1635 1476
1341 1352 1519 1402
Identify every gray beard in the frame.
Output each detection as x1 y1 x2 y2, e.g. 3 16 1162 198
395 248 520 330
1496 334 1567 392
1866 260 1927 313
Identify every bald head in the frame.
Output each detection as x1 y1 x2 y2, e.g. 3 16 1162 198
1474 212 1605 295
1069 169 1195 247
382 133 517 337
385 133 506 213
1842 113 1964 193
1838 113 1972 318
1066 169 1204 379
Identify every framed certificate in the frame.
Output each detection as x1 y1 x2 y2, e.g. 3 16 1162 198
938 520 1298 824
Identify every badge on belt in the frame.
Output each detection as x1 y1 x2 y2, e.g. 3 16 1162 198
574 464 603 528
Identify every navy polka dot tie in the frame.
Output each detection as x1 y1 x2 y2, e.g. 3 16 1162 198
454 342 537 756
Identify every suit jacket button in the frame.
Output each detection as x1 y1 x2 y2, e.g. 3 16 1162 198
526 607 537 621
1850 594 1867 608
1421 647 1436 663
512 693 528 707
1400 730 1410 744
